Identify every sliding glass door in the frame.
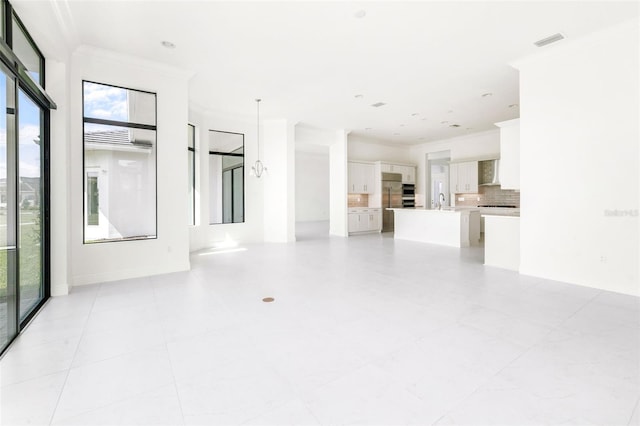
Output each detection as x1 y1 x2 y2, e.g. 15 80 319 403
0 0 53 355
18 89 43 319
0 65 17 352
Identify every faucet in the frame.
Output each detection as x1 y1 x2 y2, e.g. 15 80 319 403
438 192 445 210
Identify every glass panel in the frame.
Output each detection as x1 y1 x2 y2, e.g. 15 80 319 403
12 16 42 87
188 150 194 225
232 167 243 222
209 130 244 224
87 175 99 225
222 169 232 223
83 82 156 126
18 89 43 320
188 124 194 149
83 123 156 242
0 67 17 352
187 124 195 226
1 2 4 42
83 81 157 243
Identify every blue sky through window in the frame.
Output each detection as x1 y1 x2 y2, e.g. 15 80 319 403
0 77 42 178
83 82 128 122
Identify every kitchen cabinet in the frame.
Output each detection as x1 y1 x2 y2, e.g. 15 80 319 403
379 163 415 184
449 161 478 193
348 208 381 234
348 162 375 194
496 118 520 190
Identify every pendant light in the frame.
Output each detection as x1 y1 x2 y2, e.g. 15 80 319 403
251 98 266 178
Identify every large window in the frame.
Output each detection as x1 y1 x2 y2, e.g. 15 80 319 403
82 81 157 243
188 124 195 226
0 0 54 355
209 130 244 224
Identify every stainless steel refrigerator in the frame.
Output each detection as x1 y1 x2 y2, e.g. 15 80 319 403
382 172 403 232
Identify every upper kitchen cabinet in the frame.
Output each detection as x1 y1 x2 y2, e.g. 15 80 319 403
495 119 520 190
379 162 415 184
348 161 375 194
450 161 478 193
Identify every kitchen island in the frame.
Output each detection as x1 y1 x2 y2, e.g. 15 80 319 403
483 214 520 270
389 208 480 247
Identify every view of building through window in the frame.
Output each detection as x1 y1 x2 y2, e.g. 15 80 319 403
83 81 157 243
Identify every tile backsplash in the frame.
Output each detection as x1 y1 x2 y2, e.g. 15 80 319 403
454 185 520 207
348 194 369 207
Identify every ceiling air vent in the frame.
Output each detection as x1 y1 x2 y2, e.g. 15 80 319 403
534 33 565 47
371 102 386 108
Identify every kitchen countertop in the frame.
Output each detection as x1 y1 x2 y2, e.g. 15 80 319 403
388 207 479 213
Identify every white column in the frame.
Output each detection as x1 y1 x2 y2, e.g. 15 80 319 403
329 130 348 237
263 119 296 242
48 59 70 296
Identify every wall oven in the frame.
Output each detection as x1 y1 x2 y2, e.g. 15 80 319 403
402 184 415 208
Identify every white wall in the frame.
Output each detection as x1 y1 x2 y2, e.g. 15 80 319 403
409 130 500 206
348 134 412 163
516 19 639 296
188 108 264 251
263 119 296 243
48 59 71 296
330 131 348 237
68 46 191 286
295 151 330 222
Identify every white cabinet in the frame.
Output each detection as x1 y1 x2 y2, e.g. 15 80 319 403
449 161 478 193
449 163 459 193
379 163 415 184
348 162 375 194
496 118 520 190
348 208 381 234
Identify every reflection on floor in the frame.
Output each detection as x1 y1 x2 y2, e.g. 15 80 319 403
1 222 639 425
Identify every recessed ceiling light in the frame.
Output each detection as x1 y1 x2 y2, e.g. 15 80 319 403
354 9 367 18
481 93 492 98
411 113 419 116
509 104 519 108
161 40 175 49
534 32 565 47
354 94 364 99
449 124 461 128
440 121 449 124
371 102 386 108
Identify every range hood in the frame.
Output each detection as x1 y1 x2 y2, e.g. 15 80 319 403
479 159 500 186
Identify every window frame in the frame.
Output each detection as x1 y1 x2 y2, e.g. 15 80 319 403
9 9 45 88
82 80 158 244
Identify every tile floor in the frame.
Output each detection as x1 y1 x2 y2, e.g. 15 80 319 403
1 222 639 425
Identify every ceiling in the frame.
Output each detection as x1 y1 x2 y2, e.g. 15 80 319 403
14 1 639 145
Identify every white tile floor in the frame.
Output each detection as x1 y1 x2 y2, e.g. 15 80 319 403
1 222 639 425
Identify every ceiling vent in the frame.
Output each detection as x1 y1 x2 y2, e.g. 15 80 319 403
534 33 565 47
371 102 386 108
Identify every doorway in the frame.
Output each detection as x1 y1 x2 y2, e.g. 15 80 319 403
426 152 451 209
